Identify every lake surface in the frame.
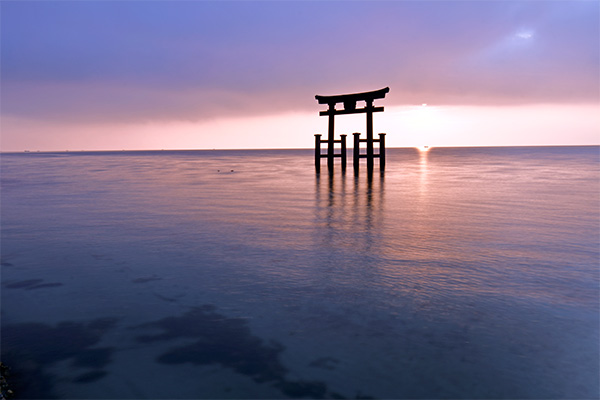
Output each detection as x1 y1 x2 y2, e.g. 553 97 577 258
1 147 598 399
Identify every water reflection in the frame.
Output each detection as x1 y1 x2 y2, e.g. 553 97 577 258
418 147 429 196
315 169 385 256
354 169 385 253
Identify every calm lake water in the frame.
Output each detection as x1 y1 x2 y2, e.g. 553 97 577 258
1 147 598 399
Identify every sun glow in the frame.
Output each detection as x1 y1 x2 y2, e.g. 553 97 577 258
376 105 442 148
2 104 598 152
377 103 599 149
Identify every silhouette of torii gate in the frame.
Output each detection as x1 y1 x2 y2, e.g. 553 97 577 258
315 87 389 173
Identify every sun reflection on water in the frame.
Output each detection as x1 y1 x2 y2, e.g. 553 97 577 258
419 146 429 196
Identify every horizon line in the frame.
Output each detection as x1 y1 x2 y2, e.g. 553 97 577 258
2 144 599 155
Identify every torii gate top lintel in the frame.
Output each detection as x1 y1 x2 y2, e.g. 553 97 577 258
315 87 389 115
315 86 389 105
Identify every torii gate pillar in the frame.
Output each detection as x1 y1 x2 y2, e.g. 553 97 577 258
314 87 389 173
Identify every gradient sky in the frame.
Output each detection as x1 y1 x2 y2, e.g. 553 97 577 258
1 0 598 151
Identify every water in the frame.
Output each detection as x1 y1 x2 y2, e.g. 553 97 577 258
1 147 598 399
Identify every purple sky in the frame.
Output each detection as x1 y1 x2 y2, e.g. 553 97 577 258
1 1 598 150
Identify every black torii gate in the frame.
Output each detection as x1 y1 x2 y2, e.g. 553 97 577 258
315 87 389 173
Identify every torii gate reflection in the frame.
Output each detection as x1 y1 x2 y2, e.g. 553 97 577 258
315 87 389 174
315 167 385 255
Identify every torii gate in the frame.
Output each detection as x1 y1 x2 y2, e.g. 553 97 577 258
315 87 389 173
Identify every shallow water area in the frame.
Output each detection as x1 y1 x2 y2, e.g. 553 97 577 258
1 147 599 399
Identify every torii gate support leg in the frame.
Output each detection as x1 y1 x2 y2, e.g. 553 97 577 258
366 100 374 172
353 132 360 174
379 133 386 170
327 105 335 171
341 134 347 171
314 134 322 172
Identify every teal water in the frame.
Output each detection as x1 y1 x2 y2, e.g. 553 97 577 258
1 147 598 399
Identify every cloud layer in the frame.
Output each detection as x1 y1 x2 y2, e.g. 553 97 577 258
2 1 598 124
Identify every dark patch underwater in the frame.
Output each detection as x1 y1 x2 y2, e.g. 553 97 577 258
1 317 118 399
132 305 356 398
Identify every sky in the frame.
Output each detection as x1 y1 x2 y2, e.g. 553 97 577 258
1 0 598 151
